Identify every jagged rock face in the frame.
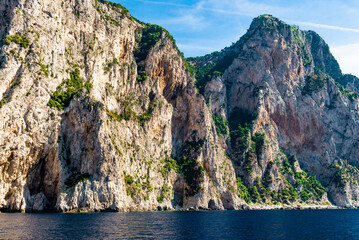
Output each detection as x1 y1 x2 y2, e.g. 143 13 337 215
191 15 359 207
0 0 245 212
0 2 358 212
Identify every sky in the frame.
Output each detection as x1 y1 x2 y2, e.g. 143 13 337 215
118 0 359 76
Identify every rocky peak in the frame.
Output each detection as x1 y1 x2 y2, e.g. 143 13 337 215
0 1 359 212
191 14 359 208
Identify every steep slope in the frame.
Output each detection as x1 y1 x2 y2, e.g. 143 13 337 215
190 14 359 207
0 0 244 212
0 1 357 212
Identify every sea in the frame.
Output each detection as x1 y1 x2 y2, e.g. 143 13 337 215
0 209 357 239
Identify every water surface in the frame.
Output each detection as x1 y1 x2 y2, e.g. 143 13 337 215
0 210 357 239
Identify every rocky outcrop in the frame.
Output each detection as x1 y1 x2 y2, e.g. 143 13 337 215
0 0 245 212
190 14 359 208
0 2 358 212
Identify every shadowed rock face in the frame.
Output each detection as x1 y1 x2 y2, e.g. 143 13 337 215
0 3 357 212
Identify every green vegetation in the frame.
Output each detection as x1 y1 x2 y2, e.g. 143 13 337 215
335 82 359 102
159 140 205 196
135 23 164 63
48 68 92 110
330 160 359 188
228 108 256 153
236 153 326 204
84 81 93 93
106 100 157 126
163 157 180 174
105 15 121 27
157 185 171 203
281 156 326 201
65 172 91 187
291 25 302 45
169 138 206 196
181 157 204 195
188 51 237 95
252 132 265 156
107 109 132 121
0 98 8 109
302 58 312 67
95 0 144 26
137 101 157 125
302 73 328 95
142 180 153 193
337 74 359 90
212 114 228 136
183 138 205 154
133 21 194 80
183 57 195 77
136 70 148 83
249 186 261 202
236 177 250 203
123 171 143 196
124 172 134 185
3 34 30 48
333 74 359 101
97 0 128 13
104 58 119 73
122 171 154 198
37 62 49 77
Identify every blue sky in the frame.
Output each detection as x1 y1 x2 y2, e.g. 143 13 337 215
118 0 359 76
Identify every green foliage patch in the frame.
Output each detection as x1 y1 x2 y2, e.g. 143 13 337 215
168 138 206 196
236 152 326 204
96 0 129 15
135 24 164 63
124 172 134 185
180 157 204 196
335 82 359 102
228 108 257 153
212 114 228 136
106 100 157 126
302 73 328 95
3 34 30 48
48 68 92 110
330 160 359 188
188 51 237 95
237 177 250 203
163 157 180 173
281 156 326 201
157 185 171 203
252 132 265 156
0 98 8 109
136 70 148 83
104 58 119 73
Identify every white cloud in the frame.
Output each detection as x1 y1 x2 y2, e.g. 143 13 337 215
133 0 189 8
133 0 291 18
331 43 359 77
177 43 216 52
291 21 359 33
204 0 292 17
155 14 208 30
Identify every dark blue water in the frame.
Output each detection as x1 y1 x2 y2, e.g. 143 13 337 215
0 210 357 239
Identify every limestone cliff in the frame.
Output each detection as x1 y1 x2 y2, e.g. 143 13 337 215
189 14 359 208
0 0 244 212
0 1 357 213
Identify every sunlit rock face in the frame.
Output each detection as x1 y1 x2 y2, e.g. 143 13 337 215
0 2 357 212
0 0 245 212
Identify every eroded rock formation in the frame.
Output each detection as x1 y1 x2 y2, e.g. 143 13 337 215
0 1 357 212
